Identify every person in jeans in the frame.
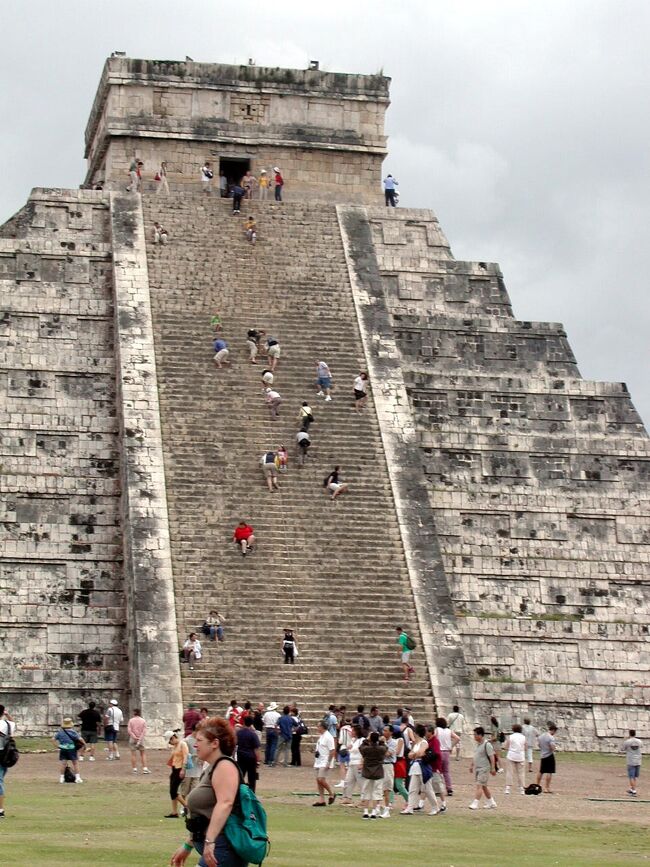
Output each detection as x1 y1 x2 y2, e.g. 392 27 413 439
231 182 244 213
425 725 448 813
262 702 280 766
316 360 333 402
236 716 261 791
622 729 643 796
182 633 202 670
275 706 294 768
359 732 387 819
469 726 497 810
104 699 124 760
504 723 526 794
273 167 284 201
383 173 398 206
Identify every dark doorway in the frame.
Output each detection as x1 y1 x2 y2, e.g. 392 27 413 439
219 157 251 193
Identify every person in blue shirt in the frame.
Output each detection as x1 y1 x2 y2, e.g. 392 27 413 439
275 706 296 768
213 337 230 369
383 173 399 207
53 717 85 783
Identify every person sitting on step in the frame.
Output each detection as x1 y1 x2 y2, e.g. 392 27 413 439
244 215 257 245
152 221 168 245
324 466 349 501
232 521 256 556
182 633 202 670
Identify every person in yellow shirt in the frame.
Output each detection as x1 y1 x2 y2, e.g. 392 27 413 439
244 216 257 245
257 169 270 201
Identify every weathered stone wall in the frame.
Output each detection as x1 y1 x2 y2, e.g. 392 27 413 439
0 188 127 733
357 206 650 750
84 57 388 203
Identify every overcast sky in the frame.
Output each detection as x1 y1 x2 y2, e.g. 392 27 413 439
2 0 648 425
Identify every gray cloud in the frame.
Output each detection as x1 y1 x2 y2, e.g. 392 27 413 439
2 0 648 422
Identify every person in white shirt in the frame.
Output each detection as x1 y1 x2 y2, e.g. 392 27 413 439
353 371 369 412
262 702 280 766
435 717 460 794
504 723 527 794
200 162 213 193
316 360 333 401
447 705 466 760
182 633 202 671
0 705 16 818
313 721 336 806
155 161 170 194
522 717 539 772
340 724 365 805
104 699 124 760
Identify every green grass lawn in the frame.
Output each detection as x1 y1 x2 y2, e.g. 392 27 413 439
2 779 650 866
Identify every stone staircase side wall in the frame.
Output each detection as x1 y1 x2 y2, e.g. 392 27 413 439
109 192 182 742
337 204 477 723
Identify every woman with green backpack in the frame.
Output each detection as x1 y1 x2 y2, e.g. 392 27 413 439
170 717 269 867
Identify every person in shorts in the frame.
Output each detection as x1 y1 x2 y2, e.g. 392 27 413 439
53 718 85 783
522 717 539 772
353 371 369 412
232 521 256 556
468 726 496 810
622 729 642 796
313 722 336 806
316 360 333 401
395 626 415 681
77 700 102 761
104 699 124 760
127 708 150 774
260 450 279 492
213 337 230 368
536 723 558 793
266 336 281 370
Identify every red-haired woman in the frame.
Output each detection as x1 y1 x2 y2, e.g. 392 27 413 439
170 717 246 867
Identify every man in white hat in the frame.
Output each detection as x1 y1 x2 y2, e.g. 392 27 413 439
104 699 124 761
262 702 281 766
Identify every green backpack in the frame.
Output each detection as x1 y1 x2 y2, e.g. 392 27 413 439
405 634 416 650
215 757 270 865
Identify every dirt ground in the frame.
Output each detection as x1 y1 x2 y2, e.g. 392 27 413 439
10 748 650 827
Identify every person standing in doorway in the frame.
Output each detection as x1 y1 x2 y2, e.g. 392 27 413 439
383 173 398 207
0 706 16 817
201 161 213 193
622 729 643 796
262 702 280 766
536 723 558 793
127 708 150 774
468 726 497 810
219 170 228 198
448 705 466 761
258 168 270 200
242 171 256 199
313 721 336 806
77 700 102 762
104 699 124 760
395 625 415 681
273 167 284 201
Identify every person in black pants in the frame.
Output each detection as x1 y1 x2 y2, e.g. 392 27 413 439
236 716 261 792
283 628 296 664
290 704 304 766
232 182 244 214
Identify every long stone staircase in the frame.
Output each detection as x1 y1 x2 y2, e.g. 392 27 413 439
141 194 436 724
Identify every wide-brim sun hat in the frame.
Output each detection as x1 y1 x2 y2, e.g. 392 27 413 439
163 730 179 743
267 702 279 711
110 699 118 705
273 167 280 172
62 718 74 728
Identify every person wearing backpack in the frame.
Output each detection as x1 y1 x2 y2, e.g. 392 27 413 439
0 705 17 818
171 716 268 867
395 626 416 681
53 717 85 784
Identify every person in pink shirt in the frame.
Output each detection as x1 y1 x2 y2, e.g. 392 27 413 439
127 709 150 774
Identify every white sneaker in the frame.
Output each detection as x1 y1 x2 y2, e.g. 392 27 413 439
106 755 113 760
428 809 439 815
334 781 345 788
88 756 95 762
132 768 138 773
504 786 510 794
78 756 84 762
484 799 497 809
380 808 390 818
317 391 325 397
325 395 332 401
519 788 525 795
59 775 65 784
468 800 479 810
418 799 425 810
75 775 83 783
497 768 505 774
115 753 120 760
143 768 151 774
400 807 414 814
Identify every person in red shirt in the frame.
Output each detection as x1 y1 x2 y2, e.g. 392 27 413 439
273 167 284 202
232 521 256 556
426 725 448 812
182 704 201 738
